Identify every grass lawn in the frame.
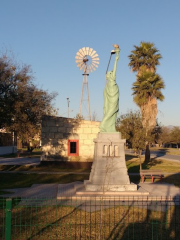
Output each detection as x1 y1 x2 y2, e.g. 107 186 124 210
0 164 90 173
0 155 180 193
3 154 180 174
1 152 180 239
126 155 180 173
126 155 180 186
1 203 178 240
0 173 89 194
150 147 180 156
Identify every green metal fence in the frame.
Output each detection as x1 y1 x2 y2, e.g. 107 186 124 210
0 196 180 240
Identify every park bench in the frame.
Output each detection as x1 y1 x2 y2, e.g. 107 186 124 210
140 169 164 183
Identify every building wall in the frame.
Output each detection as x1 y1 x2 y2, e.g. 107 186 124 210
41 115 100 161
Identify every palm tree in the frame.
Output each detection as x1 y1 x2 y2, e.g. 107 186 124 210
132 69 165 129
128 42 164 130
128 42 165 162
128 42 162 74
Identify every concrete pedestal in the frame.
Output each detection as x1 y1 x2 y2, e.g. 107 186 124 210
85 132 137 192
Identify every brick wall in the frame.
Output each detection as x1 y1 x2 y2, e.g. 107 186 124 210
41 115 100 161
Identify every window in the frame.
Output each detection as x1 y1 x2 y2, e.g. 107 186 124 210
68 140 79 156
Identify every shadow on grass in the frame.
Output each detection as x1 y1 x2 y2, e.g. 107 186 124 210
125 154 139 161
0 149 42 158
0 173 89 194
0 163 91 172
142 159 163 169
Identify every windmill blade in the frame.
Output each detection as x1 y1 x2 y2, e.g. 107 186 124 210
91 53 98 58
91 65 96 71
76 59 83 62
80 63 85 70
82 47 87 56
85 47 89 55
91 62 99 68
92 61 99 67
88 48 93 56
92 57 100 61
90 50 96 56
79 49 85 57
89 65 93 73
92 59 99 63
80 66 85 71
75 55 83 60
76 52 83 57
77 62 84 68
75 58 83 62
77 61 84 67
76 60 84 64
92 61 99 65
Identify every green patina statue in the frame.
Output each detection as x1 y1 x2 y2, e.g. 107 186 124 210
99 46 120 132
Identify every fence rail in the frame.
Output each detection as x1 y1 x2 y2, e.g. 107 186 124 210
0 196 180 240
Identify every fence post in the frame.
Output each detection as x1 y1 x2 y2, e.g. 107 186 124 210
5 198 12 240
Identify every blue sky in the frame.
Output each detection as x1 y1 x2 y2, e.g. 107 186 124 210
1 0 180 126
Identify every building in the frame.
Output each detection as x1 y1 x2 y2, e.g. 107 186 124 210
0 129 17 155
41 115 100 162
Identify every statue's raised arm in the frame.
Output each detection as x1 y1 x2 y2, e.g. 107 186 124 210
112 46 120 79
99 45 120 132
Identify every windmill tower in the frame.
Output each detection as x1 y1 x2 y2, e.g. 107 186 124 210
75 47 99 120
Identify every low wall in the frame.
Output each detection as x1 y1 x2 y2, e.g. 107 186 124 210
0 146 17 155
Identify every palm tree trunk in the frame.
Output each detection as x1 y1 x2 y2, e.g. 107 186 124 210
140 98 157 131
140 98 157 164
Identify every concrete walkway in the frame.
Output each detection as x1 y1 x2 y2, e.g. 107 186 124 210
0 157 40 165
2 182 180 203
2 184 58 199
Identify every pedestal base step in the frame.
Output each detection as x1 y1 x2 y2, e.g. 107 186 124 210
57 182 149 200
85 182 137 192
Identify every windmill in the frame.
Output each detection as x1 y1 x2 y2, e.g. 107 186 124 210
75 47 99 120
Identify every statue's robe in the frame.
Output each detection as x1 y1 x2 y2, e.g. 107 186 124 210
99 76 119 132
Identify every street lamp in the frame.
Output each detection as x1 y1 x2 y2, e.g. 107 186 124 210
67 98 70 118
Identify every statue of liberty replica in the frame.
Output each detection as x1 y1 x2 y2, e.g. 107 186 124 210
84 45 137 193
100 45 120 132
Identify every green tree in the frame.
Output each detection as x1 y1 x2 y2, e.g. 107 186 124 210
116 110 146 170
117 110 162 168
0 54 58 151
158 126 171 146
170 127 180 148
75 113 84 121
